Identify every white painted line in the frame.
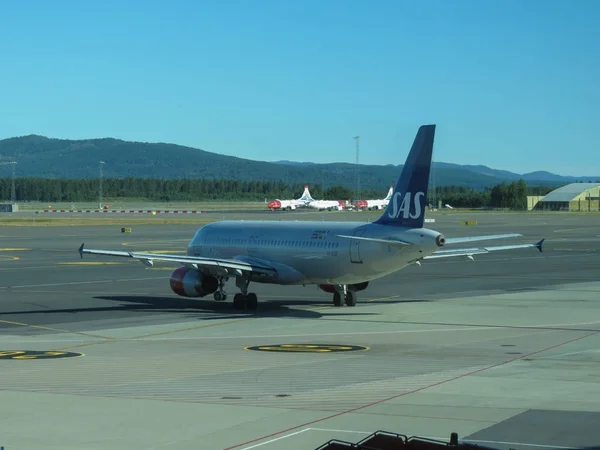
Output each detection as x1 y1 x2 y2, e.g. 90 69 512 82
240 428 310 449
536 348 600 359
309 427 370 434
133 327 494 341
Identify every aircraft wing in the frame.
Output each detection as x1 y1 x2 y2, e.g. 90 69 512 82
78 244 277 276
423 239 544 261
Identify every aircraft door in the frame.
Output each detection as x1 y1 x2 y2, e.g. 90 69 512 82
349 229 366 264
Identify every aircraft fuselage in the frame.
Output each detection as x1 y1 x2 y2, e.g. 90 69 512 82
187 220 443 285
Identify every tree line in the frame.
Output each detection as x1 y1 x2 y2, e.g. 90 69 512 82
0 177 556 209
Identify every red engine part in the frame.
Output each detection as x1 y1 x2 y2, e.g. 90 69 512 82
169 267 219 297
355 200 368 209
268 200 281 210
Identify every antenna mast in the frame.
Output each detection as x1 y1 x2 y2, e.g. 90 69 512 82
353 136 360 201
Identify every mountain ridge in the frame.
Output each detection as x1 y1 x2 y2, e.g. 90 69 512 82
1 134 597 190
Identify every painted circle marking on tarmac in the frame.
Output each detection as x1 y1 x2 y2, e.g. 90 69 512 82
0 350 84 360
245 344 369 353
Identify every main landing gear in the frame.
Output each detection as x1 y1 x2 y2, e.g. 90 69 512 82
332 285 357 307
231 274 258 310
213 276 228 302
212 274 258 310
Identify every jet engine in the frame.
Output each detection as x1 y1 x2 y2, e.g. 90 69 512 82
169 266 219 298
318 282 368 294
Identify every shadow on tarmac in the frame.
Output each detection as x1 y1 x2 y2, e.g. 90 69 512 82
0 295 431 323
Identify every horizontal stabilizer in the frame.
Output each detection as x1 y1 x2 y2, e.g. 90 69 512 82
424 238 544 260
444 233 523 245
336 235 413 246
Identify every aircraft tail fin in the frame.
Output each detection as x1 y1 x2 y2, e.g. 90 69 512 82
374 124 436 228
384 186 393 201
299 185 314 202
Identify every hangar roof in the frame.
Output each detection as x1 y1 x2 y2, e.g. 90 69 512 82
540 183 600 202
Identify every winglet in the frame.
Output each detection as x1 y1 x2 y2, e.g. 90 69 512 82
79 243 84 259
535 238 545 253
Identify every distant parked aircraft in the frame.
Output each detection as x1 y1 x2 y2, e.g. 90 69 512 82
355 186 394 211
267 186 314 210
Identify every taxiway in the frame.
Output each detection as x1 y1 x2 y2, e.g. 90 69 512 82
0 211 599 450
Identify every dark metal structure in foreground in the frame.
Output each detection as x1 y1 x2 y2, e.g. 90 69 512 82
315 431 496 450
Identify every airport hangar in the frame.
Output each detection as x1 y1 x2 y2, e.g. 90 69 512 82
528 182 600 211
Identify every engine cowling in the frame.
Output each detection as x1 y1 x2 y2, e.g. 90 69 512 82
318 282 369 294
169 267 219 298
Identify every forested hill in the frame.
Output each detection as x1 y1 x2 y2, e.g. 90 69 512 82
0 134 593 190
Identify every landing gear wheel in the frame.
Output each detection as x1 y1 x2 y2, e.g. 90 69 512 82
333 292 342 307
233 293 246 310
214 291 226 301
345 290 357 307
246 293 258 310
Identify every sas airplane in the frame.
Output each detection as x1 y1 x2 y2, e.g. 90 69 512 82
267 186 314 210
79 124 544 310
355 186 394 211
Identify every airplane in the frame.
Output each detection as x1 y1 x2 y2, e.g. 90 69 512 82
302 186 349 211
306 198 347 211
267 185 314 210
78 124 544 310
355 186 394 211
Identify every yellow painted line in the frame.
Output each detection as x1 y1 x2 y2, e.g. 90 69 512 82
0 248 30 251
367 295 401 303
0 319 115 341
58 262 127 266
0 255 19 261
145 267 175 271
553 228 588 233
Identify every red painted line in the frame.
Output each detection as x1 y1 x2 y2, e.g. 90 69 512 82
223 330 600 450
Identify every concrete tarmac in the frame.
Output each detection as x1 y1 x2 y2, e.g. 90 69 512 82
0 212 599 450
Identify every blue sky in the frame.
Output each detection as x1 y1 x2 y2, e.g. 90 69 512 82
1 0 599 175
